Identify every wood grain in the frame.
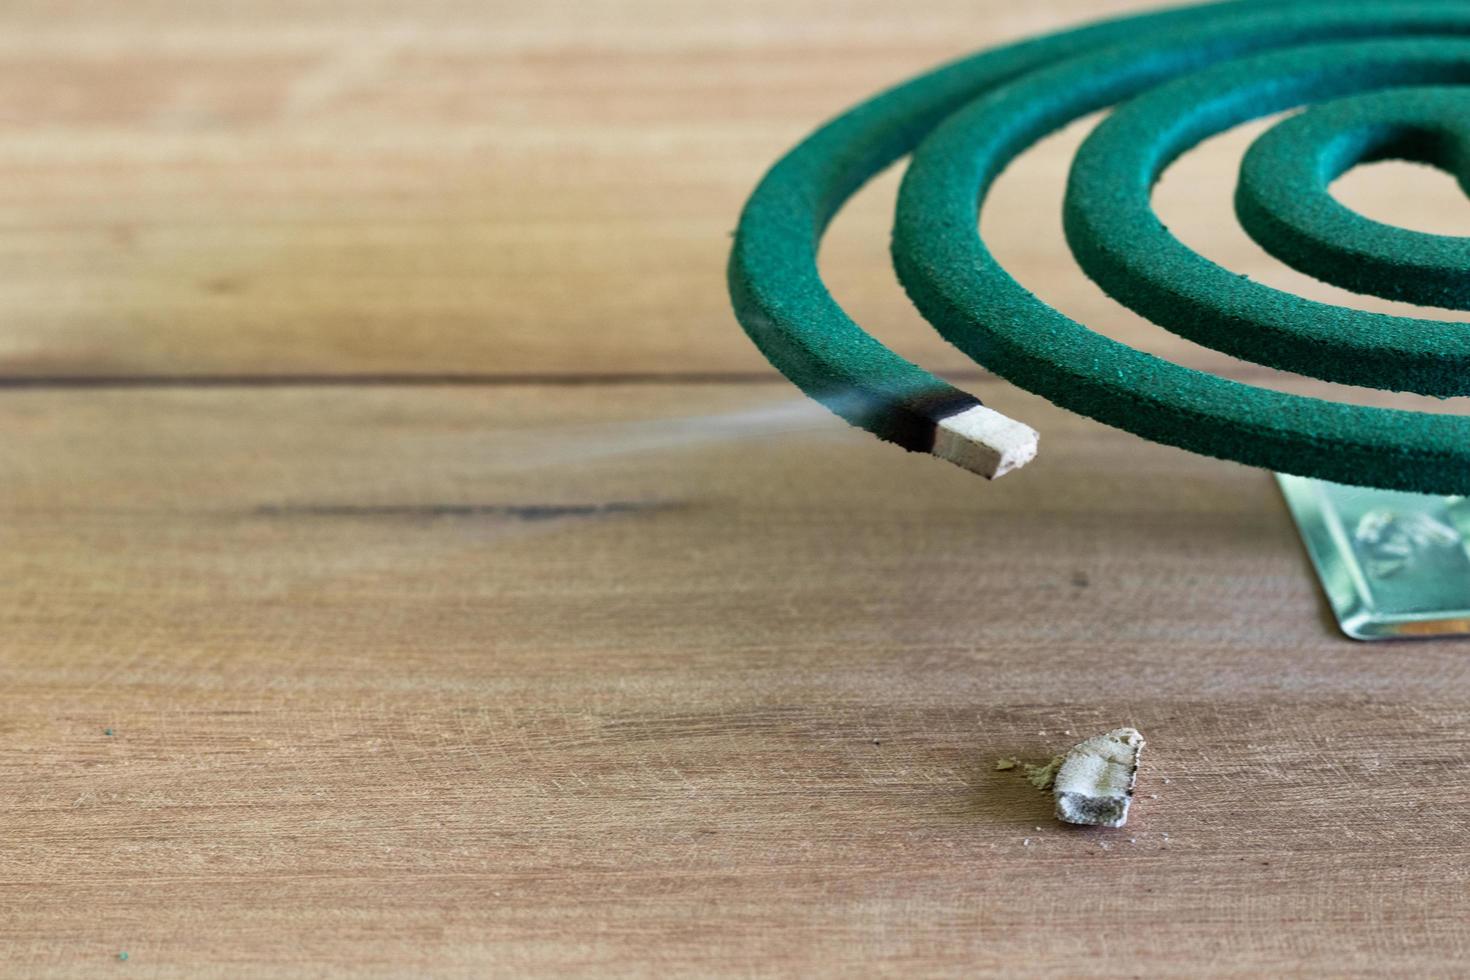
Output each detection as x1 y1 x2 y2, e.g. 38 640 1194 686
1 0 1468 976
0 0 1463 380
2 384 1468 976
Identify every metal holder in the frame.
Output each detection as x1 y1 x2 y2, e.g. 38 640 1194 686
1278 474 1470 640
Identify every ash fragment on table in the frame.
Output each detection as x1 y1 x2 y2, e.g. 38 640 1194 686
1052 728 1144 828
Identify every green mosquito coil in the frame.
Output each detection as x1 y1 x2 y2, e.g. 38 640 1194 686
727 0 1470 493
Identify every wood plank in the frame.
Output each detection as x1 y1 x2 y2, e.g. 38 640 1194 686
1 383 1465 975
0 0 1465 378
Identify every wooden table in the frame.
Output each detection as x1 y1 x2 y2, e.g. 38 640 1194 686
3 1 1467 975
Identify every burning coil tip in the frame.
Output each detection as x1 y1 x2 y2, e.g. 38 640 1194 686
932 405 1039 480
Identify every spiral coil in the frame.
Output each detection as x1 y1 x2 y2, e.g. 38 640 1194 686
728 0 1470 493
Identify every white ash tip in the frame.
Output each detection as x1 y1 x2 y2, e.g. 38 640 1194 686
1053 728 1144 829
932 405 1038 479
